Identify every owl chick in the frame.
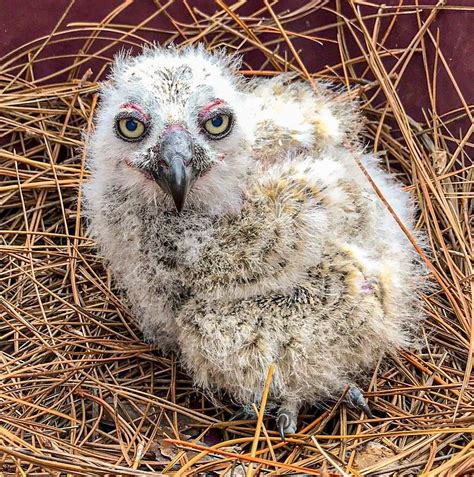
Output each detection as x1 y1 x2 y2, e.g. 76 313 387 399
84 45 425 437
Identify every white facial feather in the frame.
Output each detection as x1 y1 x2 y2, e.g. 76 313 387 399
88 45 253 214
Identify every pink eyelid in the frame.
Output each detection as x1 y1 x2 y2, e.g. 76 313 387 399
198 99 226 120
120 102 151 121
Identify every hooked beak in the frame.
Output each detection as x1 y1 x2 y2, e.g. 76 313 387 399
150 126 194 213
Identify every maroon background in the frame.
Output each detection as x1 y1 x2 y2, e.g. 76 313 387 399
1 0 473 129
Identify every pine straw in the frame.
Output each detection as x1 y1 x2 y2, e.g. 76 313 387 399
0 1 472 475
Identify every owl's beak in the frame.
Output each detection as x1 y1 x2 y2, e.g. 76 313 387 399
150 126 194 213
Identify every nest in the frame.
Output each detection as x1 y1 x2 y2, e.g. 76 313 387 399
0 1 472 475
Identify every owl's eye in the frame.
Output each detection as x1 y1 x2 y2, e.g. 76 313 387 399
117 117 146 141
203 114 232 138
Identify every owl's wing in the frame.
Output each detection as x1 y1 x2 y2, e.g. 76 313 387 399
246 75 362 162
189 154 372 300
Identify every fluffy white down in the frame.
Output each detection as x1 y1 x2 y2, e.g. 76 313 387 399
83 45 426 415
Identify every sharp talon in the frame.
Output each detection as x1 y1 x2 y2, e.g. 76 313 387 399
359 401 374 419
229 405 256 422
276 410 297 441
348 386 373 419
229 409 246 422
277 413 288 441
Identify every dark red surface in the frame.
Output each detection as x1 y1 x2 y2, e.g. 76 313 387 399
1 0 473 128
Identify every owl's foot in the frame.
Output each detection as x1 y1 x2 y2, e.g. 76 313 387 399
230 400 280 422
230 403 298 440
347 385 373 418
229 404 258 421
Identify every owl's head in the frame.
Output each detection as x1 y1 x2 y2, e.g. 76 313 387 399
89 45 253 214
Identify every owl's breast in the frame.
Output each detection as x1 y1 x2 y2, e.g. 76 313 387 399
137 208 215 271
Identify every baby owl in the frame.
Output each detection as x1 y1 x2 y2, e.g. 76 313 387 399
84 45 425 437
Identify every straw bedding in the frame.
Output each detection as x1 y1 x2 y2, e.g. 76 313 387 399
0 1 472 475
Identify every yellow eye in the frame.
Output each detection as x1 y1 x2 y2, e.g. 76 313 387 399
117 118 146 140
204 114 231 137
